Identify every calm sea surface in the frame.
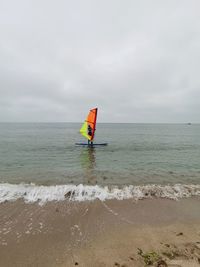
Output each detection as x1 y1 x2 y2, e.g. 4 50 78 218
0 123 200 186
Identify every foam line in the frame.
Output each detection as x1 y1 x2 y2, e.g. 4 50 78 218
0 183 200 205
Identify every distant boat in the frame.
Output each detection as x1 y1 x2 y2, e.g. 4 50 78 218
187 123 192 125
76 108 107 146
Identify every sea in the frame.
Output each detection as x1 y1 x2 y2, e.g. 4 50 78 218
0 123 200 204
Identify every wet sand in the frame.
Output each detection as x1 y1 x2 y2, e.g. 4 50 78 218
1 198 200 267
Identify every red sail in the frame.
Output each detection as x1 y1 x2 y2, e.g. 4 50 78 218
80 108 98 141
86 108 98 140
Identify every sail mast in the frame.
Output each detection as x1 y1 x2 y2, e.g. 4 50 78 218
91 108 98 140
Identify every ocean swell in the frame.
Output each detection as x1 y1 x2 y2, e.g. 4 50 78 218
0 183 200 205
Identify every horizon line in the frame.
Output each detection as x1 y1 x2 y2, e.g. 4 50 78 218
0 121 198 124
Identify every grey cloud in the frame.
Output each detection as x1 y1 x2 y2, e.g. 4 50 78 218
0 0 200 122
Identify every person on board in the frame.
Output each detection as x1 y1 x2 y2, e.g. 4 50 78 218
88 125 93 145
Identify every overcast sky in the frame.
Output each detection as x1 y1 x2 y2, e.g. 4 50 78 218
0 0 200 122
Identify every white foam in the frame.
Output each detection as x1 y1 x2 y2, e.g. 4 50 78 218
0 183 200 205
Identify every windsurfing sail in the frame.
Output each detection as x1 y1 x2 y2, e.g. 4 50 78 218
80 108 98 141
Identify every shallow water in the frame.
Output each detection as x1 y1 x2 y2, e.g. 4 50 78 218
0 123 200 186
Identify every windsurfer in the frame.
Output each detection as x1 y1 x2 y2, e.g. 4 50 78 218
88 125 93 145
79 108 97 146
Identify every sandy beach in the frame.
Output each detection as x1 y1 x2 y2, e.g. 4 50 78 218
1 0 200 265
0 197 200 267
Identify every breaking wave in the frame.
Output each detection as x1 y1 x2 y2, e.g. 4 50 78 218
0 183 200 205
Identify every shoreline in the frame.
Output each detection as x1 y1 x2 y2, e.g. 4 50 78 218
1 183 200 204
1 197 200 266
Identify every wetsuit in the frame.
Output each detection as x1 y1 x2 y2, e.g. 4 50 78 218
88 125 93 145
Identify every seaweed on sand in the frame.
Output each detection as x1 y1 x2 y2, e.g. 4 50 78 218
137 248 167 266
